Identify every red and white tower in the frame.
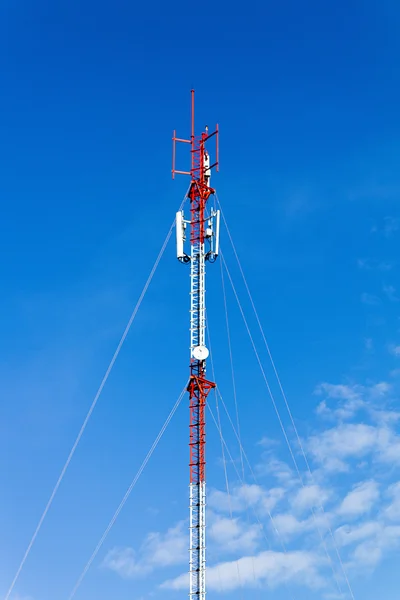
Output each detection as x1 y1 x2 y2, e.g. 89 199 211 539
172 91 220 600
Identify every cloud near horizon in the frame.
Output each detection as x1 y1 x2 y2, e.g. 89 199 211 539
103 377 400 598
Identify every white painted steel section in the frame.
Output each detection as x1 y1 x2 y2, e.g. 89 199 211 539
190 240 206 356
189 482 206 600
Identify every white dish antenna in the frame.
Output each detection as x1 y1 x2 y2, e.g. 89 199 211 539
192 345 209 361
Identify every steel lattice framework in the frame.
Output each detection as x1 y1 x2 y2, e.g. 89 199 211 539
172 91 219 600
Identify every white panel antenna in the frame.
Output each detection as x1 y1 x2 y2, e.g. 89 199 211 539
176 210 185 259
214 210 220 257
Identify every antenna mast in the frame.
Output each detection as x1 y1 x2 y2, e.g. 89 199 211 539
172 91 220 600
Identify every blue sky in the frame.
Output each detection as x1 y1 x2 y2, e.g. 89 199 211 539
1 1 400 599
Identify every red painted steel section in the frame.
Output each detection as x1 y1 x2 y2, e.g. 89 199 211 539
187 375 215 483
188 93 214 485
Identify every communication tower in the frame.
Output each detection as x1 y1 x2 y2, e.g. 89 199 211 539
172 90 220 600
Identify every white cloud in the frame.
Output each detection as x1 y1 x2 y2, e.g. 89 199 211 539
308 423 377 471
144 522 187 568
316 384 361 403
103 547 142 578
334 504 400 570
258 456 295 486
208 512 262 553
364 337 373 351
383 216 399 236
357 259 394 271
338 481 380 517
291 485 331 513
371 382 392 397
103 521 187 578
208 484 285 516
162 549 324 592
315 384 363 420
371 217 400 237
237 483 267 506
390 345 400 357
335 521 381 547
347 524 400 570
383 285 399 302
334 489 400 570
383 482 400 521
208 488 243 513
351 539 383 568
314 382 391 422
271 513 307 538
361 293 380 305
308 422 400 471
261 487 287 512
257 436 279 448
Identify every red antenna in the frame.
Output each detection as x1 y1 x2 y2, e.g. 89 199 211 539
172 89 219 179
172 91 220 600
